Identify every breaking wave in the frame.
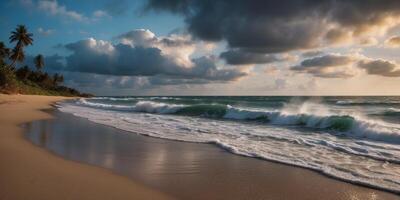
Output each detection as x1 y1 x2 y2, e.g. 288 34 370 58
56 96 400 194
77 98 400 144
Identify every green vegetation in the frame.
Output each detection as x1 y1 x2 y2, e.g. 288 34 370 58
0 25 91 97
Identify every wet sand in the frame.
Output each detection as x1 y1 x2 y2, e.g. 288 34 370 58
0 94 173 200
24 109 400 200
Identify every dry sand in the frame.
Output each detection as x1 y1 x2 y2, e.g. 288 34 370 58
0 94 174 200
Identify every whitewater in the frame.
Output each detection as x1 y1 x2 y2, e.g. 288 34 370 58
57 96 400 193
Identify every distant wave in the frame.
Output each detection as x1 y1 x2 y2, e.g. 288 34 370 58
368 107 400 118
382 107 400 117
336 100 400 106
77 98 400 144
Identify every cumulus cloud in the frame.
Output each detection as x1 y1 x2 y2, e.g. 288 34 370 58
219 50 280 65
62 73 151 89
20 0 108 22
62 72 224 92
291 54 358 78
295 54 354 68
116 29 158 47
385 36 400 48
146 0 400 64
49 30 247 82
116 29 196 67
292 53 400 78
37 0 88 22
358 60 400 77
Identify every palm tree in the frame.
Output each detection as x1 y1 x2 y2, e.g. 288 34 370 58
0 42 10 67
53 73 59 85
53 73 64 86
59 74 64 83
9 47 25 70
34 54 44 71
8 25 33 68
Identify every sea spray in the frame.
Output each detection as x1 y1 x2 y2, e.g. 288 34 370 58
77 97 400 143
57 96 400 193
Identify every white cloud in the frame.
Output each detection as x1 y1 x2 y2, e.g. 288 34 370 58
31 0 108 22
37 0 88 22
48 29 247 82
37 27 54 36
93 10 109 18
92 10 110 21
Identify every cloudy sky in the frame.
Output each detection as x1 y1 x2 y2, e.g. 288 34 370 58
2 0 400 95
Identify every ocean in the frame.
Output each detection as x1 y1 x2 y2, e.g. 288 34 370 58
57 96 400 193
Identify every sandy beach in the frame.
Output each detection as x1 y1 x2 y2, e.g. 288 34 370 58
21 96 400 199
0 94 173 200
1 94 399 200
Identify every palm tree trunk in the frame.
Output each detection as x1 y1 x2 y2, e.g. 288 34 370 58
7 59 17 71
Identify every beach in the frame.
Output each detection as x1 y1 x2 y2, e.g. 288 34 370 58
3 1 400 199
0 95 395 200
0 94 173 200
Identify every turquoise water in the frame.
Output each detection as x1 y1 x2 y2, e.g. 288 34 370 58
58 96 400 193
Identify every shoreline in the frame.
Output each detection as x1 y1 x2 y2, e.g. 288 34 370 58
23 102 400 199
0 94 173 200
62 97 400 195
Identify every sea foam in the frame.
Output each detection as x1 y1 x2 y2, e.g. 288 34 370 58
57 100 400 194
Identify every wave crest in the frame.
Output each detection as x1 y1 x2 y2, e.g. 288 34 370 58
77 98 400 144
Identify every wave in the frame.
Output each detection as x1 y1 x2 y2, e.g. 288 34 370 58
58 100 400 194
90 97 143 101
381 107 400 117
77 98 184 113
368 107 400 119
77 98 400 144
336 100 400 106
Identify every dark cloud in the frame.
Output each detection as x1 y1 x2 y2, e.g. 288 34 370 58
64 41 178 76
146 0 400 56
190 56 246 81
358 60 400 77
28 29 249 92
295 54 353 68
48 36 246 82
63 73 150 89
291 54 355 78
62 72 223 92
220 50 280 65
292 54 400 78
325 29 349 44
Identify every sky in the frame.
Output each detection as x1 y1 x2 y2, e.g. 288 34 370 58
2 0 400 96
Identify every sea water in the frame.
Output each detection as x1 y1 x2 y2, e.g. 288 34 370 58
57 96 400 193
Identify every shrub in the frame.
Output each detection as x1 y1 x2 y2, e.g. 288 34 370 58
0 66 18 93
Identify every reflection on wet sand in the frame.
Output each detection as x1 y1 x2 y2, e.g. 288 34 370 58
24 111 399 200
